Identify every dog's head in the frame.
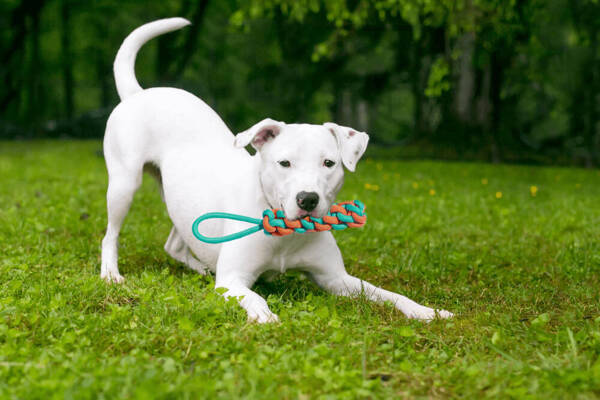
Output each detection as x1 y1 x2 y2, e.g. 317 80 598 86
234 118 369 219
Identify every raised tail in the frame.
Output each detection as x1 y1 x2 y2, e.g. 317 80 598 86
113 17 190 101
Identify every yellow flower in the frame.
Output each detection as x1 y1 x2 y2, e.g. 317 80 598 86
481 178 488 185
429 189 436 196
364 183 380 191
530 186 538 196
495 191 502 199
412 182 419 189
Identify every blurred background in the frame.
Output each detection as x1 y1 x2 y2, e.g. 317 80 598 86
1 0 599 165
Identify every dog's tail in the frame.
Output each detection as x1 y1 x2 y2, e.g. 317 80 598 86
113 18 191 101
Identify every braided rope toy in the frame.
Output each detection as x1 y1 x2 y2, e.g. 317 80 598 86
192 200 366 244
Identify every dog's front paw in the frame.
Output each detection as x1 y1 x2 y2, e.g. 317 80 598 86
101 270 125 284
435 309 454 319
405 306 453 321
247 309 280 324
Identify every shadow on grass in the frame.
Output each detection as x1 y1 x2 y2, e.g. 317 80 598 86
115 249 422 322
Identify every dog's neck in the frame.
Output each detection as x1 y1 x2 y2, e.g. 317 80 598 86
249 152 273 211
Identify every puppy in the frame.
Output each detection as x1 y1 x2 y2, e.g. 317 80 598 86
101 18 453 322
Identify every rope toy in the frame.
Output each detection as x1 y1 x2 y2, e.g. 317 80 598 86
192 200 366 244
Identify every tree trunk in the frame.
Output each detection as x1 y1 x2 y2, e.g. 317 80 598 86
60 0 74 121
584 28 598 167
336 89 353 127
410 36 425 137
156 0 209 83
454 32 475 122
173 0 210 78
356 100 368 132
488 52 503 163
0 2 30 114
27 1 45 136
476 60 492 153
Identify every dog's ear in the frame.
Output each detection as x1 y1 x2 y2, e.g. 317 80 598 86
324 122 369 172
234 118 285 150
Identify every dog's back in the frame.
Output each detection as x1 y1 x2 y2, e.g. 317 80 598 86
105 18 237 166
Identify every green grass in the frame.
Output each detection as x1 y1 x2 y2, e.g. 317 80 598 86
1 140 600 399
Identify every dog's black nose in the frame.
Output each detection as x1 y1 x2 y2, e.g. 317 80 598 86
296 191 319 212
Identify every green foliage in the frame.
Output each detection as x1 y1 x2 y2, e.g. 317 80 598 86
424 57 450 98
1 141 600 397
2 0 600 163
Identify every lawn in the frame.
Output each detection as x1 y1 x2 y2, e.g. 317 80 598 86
1 140 600 399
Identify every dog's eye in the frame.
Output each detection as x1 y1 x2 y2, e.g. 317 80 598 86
323 159 336 168
279 160 291 168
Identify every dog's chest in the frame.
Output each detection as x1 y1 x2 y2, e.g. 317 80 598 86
262 235 315 274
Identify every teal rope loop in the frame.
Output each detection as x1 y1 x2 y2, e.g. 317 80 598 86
191 212 263 244
192 200 366 244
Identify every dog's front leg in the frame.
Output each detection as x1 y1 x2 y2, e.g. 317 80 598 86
214 242 278 324
216 277 279 323
314 271 453 320
303 234 453 321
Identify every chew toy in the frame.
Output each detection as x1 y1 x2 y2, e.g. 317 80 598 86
192 200 366 244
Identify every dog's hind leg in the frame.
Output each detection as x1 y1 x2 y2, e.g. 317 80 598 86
164 227 209 274
101 166 142 283
143 163 165 202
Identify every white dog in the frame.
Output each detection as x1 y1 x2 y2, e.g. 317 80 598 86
101 18 453 322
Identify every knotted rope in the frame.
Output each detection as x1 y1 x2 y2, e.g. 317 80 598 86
192 200 366 244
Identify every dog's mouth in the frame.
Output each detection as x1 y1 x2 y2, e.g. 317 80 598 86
295 209 325 220
278 203 328 220
280 205 314 220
